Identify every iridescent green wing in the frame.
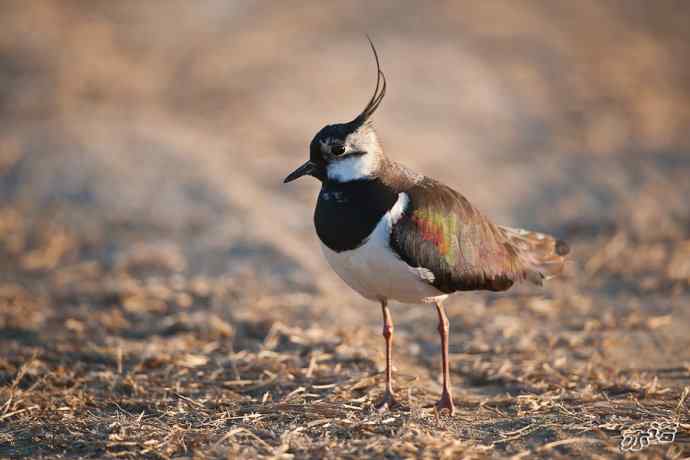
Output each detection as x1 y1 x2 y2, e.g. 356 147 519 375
390 178 526 293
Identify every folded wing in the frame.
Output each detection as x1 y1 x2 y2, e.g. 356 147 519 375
390 178 568 293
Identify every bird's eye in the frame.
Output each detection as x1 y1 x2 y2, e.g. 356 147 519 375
331 145 346 156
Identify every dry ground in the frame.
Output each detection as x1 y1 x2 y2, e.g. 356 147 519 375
1 1 690 458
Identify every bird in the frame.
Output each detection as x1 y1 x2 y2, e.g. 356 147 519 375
283 38 570 415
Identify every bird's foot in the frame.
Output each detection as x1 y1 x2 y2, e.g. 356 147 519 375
373 390 405 412
433 391 455 416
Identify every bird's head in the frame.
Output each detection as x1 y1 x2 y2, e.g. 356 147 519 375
284 38 387 184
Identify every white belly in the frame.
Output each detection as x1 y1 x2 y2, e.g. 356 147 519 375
319 193 447 304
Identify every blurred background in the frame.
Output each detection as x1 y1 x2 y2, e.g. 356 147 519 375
1 1 690 456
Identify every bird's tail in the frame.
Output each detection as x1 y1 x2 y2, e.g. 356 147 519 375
499 226 570 285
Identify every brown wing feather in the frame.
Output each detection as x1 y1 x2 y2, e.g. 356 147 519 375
390 178 529 292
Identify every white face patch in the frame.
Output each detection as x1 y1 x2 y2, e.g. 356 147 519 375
327 153 379 182
325 126 382 182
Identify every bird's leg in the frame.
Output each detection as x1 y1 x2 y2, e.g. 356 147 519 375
374 299 401 411
434 301 455 415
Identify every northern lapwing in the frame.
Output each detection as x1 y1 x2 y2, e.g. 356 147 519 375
284 39 570 415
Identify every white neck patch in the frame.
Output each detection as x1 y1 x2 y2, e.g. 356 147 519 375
327 153 379 182
388 192 409 224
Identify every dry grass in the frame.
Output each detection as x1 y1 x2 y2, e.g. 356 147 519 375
2 1 690 458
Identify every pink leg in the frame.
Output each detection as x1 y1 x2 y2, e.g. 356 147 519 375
434 301 455 415
374 299 401 411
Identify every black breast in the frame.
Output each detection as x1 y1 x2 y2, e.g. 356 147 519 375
314 179 399 252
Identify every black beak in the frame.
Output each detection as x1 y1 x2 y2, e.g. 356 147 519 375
283 161 315 183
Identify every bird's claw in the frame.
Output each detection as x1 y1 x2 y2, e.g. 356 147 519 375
373 391 406 412
433 391 455 416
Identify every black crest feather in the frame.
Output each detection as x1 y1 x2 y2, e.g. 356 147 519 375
351 36 386 126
